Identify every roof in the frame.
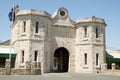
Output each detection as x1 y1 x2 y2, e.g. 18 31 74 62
106 49 120 58
0 40 10 45
16 9 51 18
0 45 15 54
76 16 107 26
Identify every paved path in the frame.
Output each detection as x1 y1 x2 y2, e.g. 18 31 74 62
0 73 120 80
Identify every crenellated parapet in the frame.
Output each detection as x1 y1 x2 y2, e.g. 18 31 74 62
16 9 51 18
76 16 107 26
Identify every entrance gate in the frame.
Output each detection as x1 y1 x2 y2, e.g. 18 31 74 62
54 47 69 72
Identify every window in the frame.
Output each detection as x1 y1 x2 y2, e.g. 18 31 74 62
60 11 65 16
84 53 87 65
35 22 39 33
96 28 98 38
96 54 99 65
34 51 38 61
23 21 26 33
84 27 87 37
21 50 24 63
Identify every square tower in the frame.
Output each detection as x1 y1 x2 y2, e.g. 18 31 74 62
75 16 106 73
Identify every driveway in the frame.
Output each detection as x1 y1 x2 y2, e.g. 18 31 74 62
0 73 120 80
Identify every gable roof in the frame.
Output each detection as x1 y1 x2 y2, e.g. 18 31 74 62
0 40 10 45
106 49 120 58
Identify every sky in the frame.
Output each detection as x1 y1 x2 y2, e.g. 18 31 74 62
0 0 120 50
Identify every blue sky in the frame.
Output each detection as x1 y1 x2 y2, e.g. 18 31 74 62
0 0 120 49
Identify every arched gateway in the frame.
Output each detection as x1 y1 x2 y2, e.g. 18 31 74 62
9 7 106 74
54 47 69 72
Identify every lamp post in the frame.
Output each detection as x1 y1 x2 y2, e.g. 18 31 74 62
9 42 12 68
5 40 12 75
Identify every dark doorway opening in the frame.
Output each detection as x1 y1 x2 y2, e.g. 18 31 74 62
54 47 69 72
0 58 6 68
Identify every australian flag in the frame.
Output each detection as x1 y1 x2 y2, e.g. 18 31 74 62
8 5 19 22
8 8 15 21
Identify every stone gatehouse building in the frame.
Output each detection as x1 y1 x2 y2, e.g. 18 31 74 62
10 7 107 74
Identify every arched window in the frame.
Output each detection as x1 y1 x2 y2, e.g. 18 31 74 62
35 22 39 33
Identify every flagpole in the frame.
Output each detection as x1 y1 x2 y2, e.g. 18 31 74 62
12 4 15 22
9 4 15 68
9 41 12 68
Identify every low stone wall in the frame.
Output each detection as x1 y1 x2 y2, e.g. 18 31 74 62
102 70 120 76
10 68 41 75
11 69 29 75
0 68 41 75
30 68 41 75
0 68 6 75
100 63 120 76
0 60 41 75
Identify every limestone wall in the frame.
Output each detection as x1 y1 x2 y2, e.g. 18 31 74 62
75 17 106 73
10 8 107 74
11 10 51 72
51 26 76 72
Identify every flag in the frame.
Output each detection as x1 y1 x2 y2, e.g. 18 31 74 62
8 5 19 22
8 10 12 21
8 8 15 21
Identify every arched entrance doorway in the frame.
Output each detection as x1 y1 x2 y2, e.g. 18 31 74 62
54 47 69 72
